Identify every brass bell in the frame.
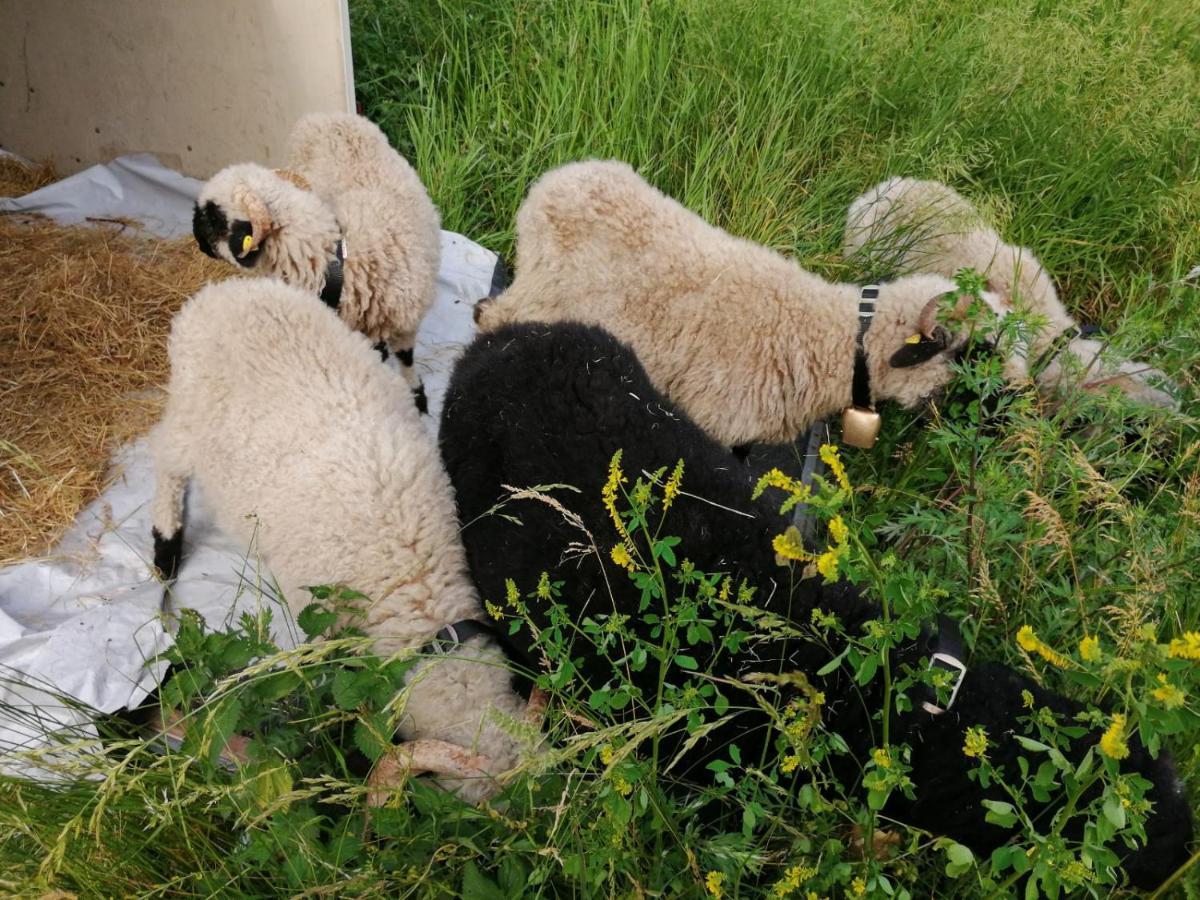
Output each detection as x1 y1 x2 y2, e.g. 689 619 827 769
841 406 881 449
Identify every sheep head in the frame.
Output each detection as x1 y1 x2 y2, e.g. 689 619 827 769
866 274 1027 411
192 163 294 269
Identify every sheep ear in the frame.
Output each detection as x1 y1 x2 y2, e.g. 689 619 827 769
192 201 225 259
889 326 951 368
227 221 261 268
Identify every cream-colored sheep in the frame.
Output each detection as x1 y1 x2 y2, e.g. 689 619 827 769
474 159 1018 447
149 277 534 803
192 113 440 409
843 177 1177 409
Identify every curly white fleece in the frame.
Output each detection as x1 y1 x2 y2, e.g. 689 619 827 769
150 277 534 802
196 113 440 372
843 177 1176 409
475 160 1015 447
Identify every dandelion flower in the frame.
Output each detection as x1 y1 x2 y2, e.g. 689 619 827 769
1016 625 1039 653
1099 713 1130 760
963 726 988 759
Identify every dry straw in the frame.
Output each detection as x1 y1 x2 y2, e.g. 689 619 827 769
0 208 228 564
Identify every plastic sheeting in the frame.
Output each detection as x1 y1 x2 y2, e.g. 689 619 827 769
0 154 500 772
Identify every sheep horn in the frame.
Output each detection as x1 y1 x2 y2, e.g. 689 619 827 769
273 168 312 191
524 686 549 725
366 739 493 807
917 292 973 338
231 186 275 256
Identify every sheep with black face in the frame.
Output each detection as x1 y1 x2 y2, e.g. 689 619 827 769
439 321 1193 890
473 159 1023 449
192 112 440 410
843 177 1177 409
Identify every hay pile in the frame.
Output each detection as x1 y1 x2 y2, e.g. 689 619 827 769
0 215 229 564
0 156 57 198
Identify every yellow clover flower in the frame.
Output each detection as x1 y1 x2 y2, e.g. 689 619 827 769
1099 713 1130 760
705 871 726 899
1152 674 1186 709
663 459 684 511
1167 632 1200 661
1079 635 1101 662
963 726 988 759
819 443 852 492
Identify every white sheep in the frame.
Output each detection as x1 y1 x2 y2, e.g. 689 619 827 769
474 159 1019 448
149 277 534 803
843 177 1177 409
192 112 441 410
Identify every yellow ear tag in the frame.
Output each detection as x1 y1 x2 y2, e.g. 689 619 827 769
905 333 922 344
241 234 254 255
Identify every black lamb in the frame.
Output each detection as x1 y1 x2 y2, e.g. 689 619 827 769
439 321 1191 890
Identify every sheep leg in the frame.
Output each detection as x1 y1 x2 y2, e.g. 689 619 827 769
393 339 428 415
149 426 188 582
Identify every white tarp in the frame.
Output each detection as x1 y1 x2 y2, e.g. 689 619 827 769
0 154 499 769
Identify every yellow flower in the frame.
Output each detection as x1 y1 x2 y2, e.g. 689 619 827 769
849 877 868 898
705 871 726 899
663 459 684 511
770 864 817 897
1152 673 1186 709
816 548 840 581
1021 689 1035 709
484 600 504 621
536 571 552 600
773 529 811 562
780 754 800 774
610 542 636 572
819 443 851 492
504 578 520 607
600 745 615 766
1015 625 1071 669
613 776 633 796
963 726 988 759
753 468 811 502
828 515 849 546
872 747 891 769
718 577 732 603
1167 632 1200 661
1016 625 1038 653
602 450 629 538
1099 713 1130 760
1079 635 1101 663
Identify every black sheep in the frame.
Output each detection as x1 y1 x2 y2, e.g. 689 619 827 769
439 322 1191 890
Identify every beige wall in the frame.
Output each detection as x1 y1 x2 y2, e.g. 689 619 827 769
0 0 354 178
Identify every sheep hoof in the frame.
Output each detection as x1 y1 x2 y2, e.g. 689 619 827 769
412 382 429 415
152 527 183 581
366 739 493 807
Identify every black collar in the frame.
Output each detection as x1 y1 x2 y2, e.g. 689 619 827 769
319 237 347 310
852 285 879 410
920 614 967 715
421 619 495 656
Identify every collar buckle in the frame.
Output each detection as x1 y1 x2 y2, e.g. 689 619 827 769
921 652 967 715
